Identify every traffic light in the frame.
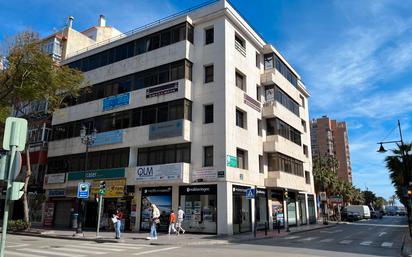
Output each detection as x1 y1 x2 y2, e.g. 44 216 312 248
9 182 24 201
99 181 106 190
408 186 412 198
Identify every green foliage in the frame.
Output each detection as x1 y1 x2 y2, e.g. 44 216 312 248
8 219 28 231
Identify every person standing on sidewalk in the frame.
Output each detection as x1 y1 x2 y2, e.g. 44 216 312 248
148 204 160 240
168 210 177 235
114 209 124 239
176 206 185 235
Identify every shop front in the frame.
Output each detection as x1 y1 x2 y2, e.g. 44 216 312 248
271 190 284 229
179 184 217 234
140 187 172 232
255 188 268 228
298 193 307 225
286 191 297 227
232 185 252 234
307 194 317 224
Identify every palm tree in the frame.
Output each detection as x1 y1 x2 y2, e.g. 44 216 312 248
385 143 412 206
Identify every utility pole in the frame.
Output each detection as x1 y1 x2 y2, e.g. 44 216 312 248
96 181 106 237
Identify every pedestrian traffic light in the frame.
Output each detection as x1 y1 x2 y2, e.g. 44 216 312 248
9 182 24 201
99 181 106 190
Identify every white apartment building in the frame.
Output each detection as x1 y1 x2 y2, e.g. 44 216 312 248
44 0 316 235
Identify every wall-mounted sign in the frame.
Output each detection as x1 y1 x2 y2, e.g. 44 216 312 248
232 185 250 194
91 129 123 147
146 82 178 98
256 188 267 197
149 119 183 140
192 168 217 182
44 173 66 184
179 185 217 195
244 93 261 112
48 189 65 197
226 155 237 168
142 186 172 196
217 171 225 178
91 179 125 198
136 163 183 181
102 92 130 111
68 168 125 181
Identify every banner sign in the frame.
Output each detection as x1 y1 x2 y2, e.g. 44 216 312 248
192 167 217 182
226 155 237 168
91 129 123 147
179 185 217 195
146 82 178 98
136 163 183 181
142 187 172 196
102 92 130 111
68 168 125 181
43 202 55 227
44 173 66 184
244 93 261 112
149 119 183 140
91 179 125 198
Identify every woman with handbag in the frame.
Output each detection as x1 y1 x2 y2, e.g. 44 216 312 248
147 204 160 240
113 209 124 239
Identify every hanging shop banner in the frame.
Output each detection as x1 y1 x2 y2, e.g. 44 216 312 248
102 92 130 111
44 173 66 184
135 163 183 181
146 82 178 98
90 179 125 198
192 167 217 182
226 155 237 168
149 119 183 140
68 168 125 181
244 93 261 112
91 129 123 147
43 202 55 227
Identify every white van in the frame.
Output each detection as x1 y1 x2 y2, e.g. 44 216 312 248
345 205 371 219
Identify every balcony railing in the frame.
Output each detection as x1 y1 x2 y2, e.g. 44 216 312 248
235 40 246 56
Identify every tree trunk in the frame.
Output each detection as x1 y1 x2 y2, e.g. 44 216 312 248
23 145 31 230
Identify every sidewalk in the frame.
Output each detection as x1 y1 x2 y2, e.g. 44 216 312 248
402 233 412 257
8 222 336 246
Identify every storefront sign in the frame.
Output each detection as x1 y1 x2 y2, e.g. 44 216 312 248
48 189 65 197
91 129 123 147
256 188 267 197
43 202 55 227
226 155 237 168
244 93 261 112
91 179 125 198
232 185 251 194
179 185 217 195
142 186 172 196
146 82 178 98
102 92 130 111
135 163 183 181
149 119 183 140
217 170 225 178
44 173 66 184
192 168 217 182
68 168 125 181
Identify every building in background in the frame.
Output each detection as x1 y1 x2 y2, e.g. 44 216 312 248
310 115 352 183
44 0 316 234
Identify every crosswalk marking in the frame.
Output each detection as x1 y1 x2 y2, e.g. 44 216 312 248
320 238 334 243
133 247 180 256
82 243 143 250
339 240 352 244
381 242 393 247
5 251 43 257
18 248 86 257
74 244 124 251
103 243 154 247
7 243 29 248
360 241 372 246
378 232 387 237
283 236 301 240
53 247 107 255
300 237 317 241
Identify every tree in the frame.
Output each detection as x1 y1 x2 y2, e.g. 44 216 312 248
375 197 386 209
385 143 412 207
363 190 377 207
0 31 86 229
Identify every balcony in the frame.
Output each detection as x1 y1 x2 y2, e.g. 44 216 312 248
264 135 306 162
265 170 311 192
262 101 302 130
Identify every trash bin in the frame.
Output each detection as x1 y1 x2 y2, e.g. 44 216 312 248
71 213 78 229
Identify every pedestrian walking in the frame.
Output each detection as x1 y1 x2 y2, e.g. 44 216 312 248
176 206 185 235
114 209 124 239
147 204 160 240
168 210 177 235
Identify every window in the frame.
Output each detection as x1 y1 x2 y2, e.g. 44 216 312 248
265 85 299 116
204 146 213 167
300 95 305 108
236 148 247 169
267 152 303 177
257 119 262 136
235 71 245 91
263 53 298 88
259 155 263 173
235 34 246 56
303 144 308 157
266 118 301 145
256 85 261 102
256 52 260 68
204 104 214 124
305 171 311 184
236 108 246 129
205 27 214 45
204 65 214 83
301 119 307 133
137 143 190 166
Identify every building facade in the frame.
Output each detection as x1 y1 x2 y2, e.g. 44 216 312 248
310 116 352 183
44 0 316 235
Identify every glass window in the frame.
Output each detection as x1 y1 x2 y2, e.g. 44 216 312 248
204 104 214 124
204 146 213 167
142 106 157 125
236 109 246 129
179 193 217 233
257 119 262 136
161 30 171 47
256 52 260 68
205 27 214 45
204 65 214 83
237 148 247 169
259 155 263 173
157 103 169 123
235 34 245 48
235 71 245 91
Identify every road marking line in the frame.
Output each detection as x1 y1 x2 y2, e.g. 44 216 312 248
82 243 143 250
320 239 334 243
6 243 29 248
5 251 44 257
18 248 86 257
300 237 317 241
339 240 352 244
320 229 343 234
378 232 387 237
360 241 372 246
56 247 107 255
73 244 124 251
381 242 393 247
283 236 300 240
133 247 180 256
102 243 154 247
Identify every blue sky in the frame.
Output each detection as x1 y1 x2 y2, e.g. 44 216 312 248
1 0 411 200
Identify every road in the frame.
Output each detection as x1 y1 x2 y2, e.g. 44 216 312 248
4 216 407 257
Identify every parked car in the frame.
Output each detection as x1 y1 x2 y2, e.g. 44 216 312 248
371 210 383 219
386 206 398 216
345 205 371 219
341 211 362 222
397 207 407 216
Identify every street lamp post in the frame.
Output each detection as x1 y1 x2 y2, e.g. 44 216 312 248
75 125 97 234
377 120 411 237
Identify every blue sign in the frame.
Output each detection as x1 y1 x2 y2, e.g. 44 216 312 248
77 182 90 199
246 188 255 199
91 130 123 147
149 120 183 140
102 92 130 111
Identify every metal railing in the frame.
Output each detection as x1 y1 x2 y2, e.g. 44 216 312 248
65 0 220 60
235 40 246 56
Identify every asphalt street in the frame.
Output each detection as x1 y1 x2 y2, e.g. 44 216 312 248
4 216 407 257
